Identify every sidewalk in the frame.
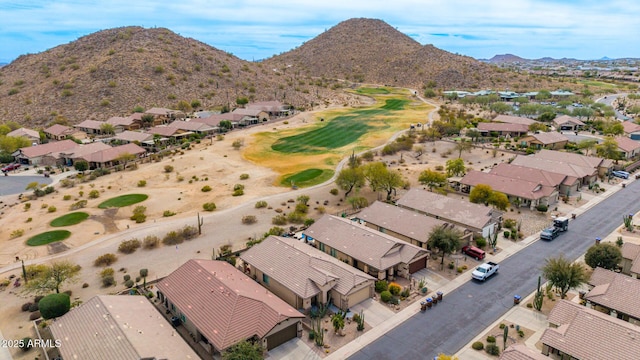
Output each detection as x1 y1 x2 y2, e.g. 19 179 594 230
327 177 630 360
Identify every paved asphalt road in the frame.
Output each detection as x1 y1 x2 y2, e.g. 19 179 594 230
350 180 640 359
0 175 52 196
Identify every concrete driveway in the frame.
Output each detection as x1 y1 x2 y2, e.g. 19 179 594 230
0 175 52 196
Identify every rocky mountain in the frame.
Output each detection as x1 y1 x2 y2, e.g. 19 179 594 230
0 27 354 127
484 54 527 63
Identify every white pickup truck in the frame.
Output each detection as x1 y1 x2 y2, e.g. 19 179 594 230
472 261 499 281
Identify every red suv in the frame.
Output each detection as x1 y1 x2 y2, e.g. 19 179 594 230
1 163 20 172
461 245 486 260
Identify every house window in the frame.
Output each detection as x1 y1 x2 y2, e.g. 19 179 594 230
330 248 336 257
263 274 269 285
319 243 325 252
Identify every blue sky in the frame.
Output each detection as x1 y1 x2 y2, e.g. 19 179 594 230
1 0 639 64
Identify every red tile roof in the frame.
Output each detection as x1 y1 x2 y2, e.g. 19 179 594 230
75 119 104 130
461 170 556 200
499 344 548 360
493 114 538 126
586 268 640 320
553 115 585 126
614 136 640 153
82 143 145 163
477 122 529 133
17 139 78 158
157 260 303 351
525 131 569 145
490 163 577 187
44 124 73 136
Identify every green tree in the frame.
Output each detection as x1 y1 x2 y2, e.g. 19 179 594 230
466 129 481 143
427 227 462 270
336 167 365 197
39 293 71 319
488 191 510 211
362 162 404 200
489 102 512 115
529 123 549 133
74 160 89 173
115 152 136 168
176 100 192 113
191 99 202 109
596 137 621 162
236 97 249 106
542 255 587 299
0 124 11 135
454 139 473 159
418 169 447 190
469 184 493 204
584 243 622 270
141 114 155 128
100 123 115 135
24 261 80 295
219 120 233 131
603 121 624 136
577 139 598 156
535 90 552 101
222 340 263 360
538 112 556 122
445 158 465 177
0 134 31 154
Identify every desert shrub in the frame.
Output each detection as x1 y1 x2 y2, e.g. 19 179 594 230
380 290 392 303
47 205 57 213
272 214 287 225
400 287 410 298
21 303 33 312
164 165 174 173
472 341 484 350
70 200 87 210
63 195 72 200
60 179 75 188
142 235 159 249
330 188 339 195
375 280 389 293
304 218 315 227
361 151 375 161
503 230 511 238
476 237 487 248
82 282 89 288
130 205 147 223
232 183 244 196
518 330 525 337
163 210 176 217
94 253 117 267
435 165 444 171
242 215 257 224
124 279 134 288
316 205 326 214
100 268 114 277
28 302 39 312
239 173 249 180
29 311 41 321
486 335 496 343
102 275 115 287
118 239 141 254
287 212 305 224
140 268 148 277
88 190 100 198
137 180 147 187
255 200 268 208
181 225 198 240
388 283 402 296
124 274 131 282
202 202 216 211
10 229 24 239
201 185 212 192
485 344 500 356
295 203 308 214
39 293 70 319
162 231 183 245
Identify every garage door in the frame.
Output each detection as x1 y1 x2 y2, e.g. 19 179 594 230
409 258 427 273
347 286 371 308
266 323 298 350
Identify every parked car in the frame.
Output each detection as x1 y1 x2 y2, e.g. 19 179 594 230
611 170 630 179
540 226 561 241
1 163 21 172
461 245 486 260
472 261 499 281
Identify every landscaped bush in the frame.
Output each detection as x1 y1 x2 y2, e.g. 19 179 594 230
536 204 548 212
472 341 484 350
118 239 141 254
486 335 496 343
503 231 511 238
143 235 159 249
124 274 131 282
485 344 500 356
21 303 33 312
39 293 70 319
272 214 287 225
202 202 217 211
380 290 392 303
88 190 100 199
388 283 402 296
29 311 41 321
94 253 117 267
124 279 134 288
255 201 268 208
28 302 39 312
375 280 389 293
304 218 315 227
162 231 183 245
201 185 212 192
242 215 257 224
476 237 487 248
102 275 115 287
20 337 32 351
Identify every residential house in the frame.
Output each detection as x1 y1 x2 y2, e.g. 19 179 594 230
354 201 473 249
44 295 199 360
499 344 548 360
12 139 79 165
112 130 154 145
520 132 569 150
147 126 192 142
74 119 105 135
488 163 579 197
58 142 112 166
44 124 86 141
510 150 612 185
7 127 40 145
585 267 640 325
191 112 246 130
477 122 529 137
396 188 501 238
541 299 640 359
620 242 640 278
106 116 141 131
145 107 184 125
246 101 291 117
534 149 613 178
80 143 146 169
614 136 640 159
303 215 429 280
240 236 375 311
156 260 304 354
167 120 216 136
493 114 539 126
231 108 269 125
621 121 640 136
553 115 585 131
460 170 559 209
